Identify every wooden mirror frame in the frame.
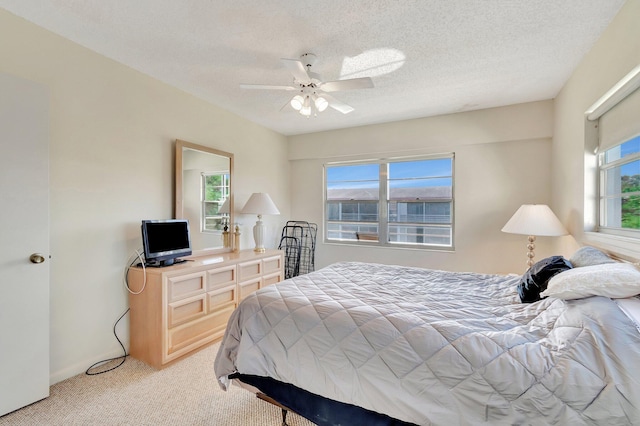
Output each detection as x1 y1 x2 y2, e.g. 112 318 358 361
175 139 234 255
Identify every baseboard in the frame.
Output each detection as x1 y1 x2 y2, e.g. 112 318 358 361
49 348 127 386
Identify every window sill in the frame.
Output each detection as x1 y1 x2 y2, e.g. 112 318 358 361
323 239 455 253
583 231 640 261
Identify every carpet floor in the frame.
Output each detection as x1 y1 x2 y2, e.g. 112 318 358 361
0 343 315 425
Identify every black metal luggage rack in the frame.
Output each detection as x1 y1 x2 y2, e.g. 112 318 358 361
278 221 317 279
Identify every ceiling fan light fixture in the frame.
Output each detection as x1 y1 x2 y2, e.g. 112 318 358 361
300 95 312 117
242 53 371 118
314 96 328 112
290 95 304 111
300 107 312 117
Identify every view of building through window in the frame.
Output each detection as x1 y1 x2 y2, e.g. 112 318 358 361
326 156 453 247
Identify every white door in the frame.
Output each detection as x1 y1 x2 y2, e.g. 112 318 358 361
0 72 50 416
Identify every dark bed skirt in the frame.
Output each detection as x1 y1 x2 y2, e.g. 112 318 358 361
229 373 418 426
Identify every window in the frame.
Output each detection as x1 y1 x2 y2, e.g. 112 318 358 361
202 172 230 231
589 65 640 240
325 155 454 248
599 136 640 234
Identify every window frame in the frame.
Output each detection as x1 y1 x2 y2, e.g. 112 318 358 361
597 139 640 238
584 64 640 257
324 153 455 250
201 171 230 233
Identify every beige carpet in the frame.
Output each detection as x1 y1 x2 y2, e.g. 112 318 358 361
0 343 315 426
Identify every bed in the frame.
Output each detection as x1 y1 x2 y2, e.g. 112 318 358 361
214 259 640 425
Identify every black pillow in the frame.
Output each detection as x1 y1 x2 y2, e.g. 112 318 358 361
517 256 572 303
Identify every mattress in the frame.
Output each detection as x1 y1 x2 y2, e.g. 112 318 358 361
215 261 640 425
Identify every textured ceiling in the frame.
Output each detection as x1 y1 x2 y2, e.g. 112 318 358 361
0 1 627 136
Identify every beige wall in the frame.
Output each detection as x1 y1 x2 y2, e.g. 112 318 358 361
3 0 635 387
552 0 640 259
289 101 555 274
0 9 289 384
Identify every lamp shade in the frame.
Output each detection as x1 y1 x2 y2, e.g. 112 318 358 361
501 204 567 237
241 193 280 253
218 198 230 214
241 193 280 215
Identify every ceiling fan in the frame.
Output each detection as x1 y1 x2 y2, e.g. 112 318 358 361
240 53 374 117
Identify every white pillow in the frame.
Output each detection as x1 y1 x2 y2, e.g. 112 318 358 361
540 263 640 300
569 246 615 268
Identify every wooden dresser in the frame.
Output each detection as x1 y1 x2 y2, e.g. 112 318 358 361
127 249 284 369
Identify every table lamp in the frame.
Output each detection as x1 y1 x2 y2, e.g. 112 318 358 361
241 193 280 252
501 204 568 268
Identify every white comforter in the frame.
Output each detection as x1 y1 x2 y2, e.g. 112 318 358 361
214 262 640 425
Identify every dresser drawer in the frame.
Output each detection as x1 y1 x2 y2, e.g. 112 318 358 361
239 277 262 301
263 271 283 287
167 305 235 356
263 254 283 275
167 294 206 328
207 265 236 291
207 285 236 312
238 259 262 282
167 272 206 302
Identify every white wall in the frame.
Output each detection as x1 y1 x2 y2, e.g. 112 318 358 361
552 0 640 259
289 101 555 274
0 9 289 384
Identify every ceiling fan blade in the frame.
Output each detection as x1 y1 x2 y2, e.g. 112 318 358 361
240 84 297 91
281 58 310 83
279 98 292 112
322 94 354 114
321 77 374 93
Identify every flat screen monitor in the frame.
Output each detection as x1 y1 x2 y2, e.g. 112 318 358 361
141 219 192 267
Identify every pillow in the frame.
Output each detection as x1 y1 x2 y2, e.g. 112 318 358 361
540 263 640 300
517 256 572 303
569 246 615 268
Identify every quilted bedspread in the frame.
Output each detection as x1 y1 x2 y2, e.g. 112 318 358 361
214 262 640 425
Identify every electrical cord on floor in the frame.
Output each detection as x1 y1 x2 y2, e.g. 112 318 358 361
85 249 147 375
85 307 129 375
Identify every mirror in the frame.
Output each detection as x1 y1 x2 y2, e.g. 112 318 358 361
175 139 234 254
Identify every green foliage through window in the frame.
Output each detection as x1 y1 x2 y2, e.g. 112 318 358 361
600 136 640 231
202 173 230 232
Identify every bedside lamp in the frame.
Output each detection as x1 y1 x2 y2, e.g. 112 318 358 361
219 198 230 217
502 204 568 268
241 193 280 253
